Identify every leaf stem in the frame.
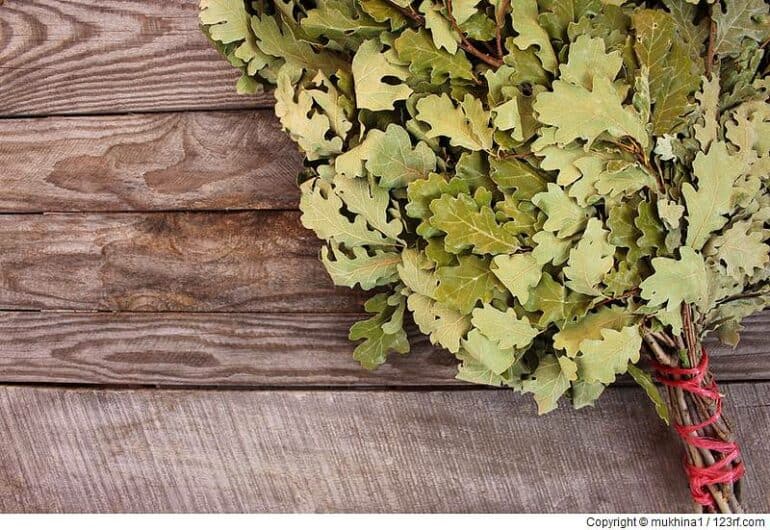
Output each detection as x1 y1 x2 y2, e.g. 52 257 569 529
705 13 717 78
715 284 770 305
495 0 511 59
444 0 503 68
383 0 425 24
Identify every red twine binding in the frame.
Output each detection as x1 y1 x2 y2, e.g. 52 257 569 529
651 348 744 507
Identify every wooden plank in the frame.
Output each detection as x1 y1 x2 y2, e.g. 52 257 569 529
0 0 272 116
0 311 767 387
0 384 768 512
0 212 363 312
0 111 302 212
708 310 770 381
0 312 459 387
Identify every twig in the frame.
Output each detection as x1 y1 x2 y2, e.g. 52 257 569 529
495 0 511 59
716 285 770 305
650 322 745 512
673 386 733 513
680 306 743 512
643 333 676 367
650 331 676 349
383 0 424 24
688 392 743 513
596 287 639 308
705 15 716 78
444 0 503 68
498 151 533 160
665 386 704 513
617 139 663 193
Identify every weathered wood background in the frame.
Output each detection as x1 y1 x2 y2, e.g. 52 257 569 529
0 0 768 513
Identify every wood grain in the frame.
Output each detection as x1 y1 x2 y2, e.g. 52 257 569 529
0 384 768 512
0 311 767 387
0 0 272 116
0 111 302 212
0 312 459 387
0 212 363 312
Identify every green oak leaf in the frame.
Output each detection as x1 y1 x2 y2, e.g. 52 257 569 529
430 193 522 255
200 0 270 78
532 183 590 238
321 243 401 290
663 0 709 61
406 173 471 237
713 0 770 57
554 305 635 358
461 329 516 375
635 200 666 252
250 13 348 74
455 151 496 190
359 0 409 30
523 272 591 327
394 28 475 83
200 0 252 44
349 293 410 369
657 199 685 230
694 75 721 150
559 34 623 90
534 76 648 148
301 0 385 44
455 348 507 387
471 304 540 350
366 125 438 188
575 326 642 384
639 247 708 312
334 175 403 241
607 202 641 249
595 162 655 199
531 231 573 266
563 218 616 296
436 255 501 314
460 11 498 41
683 141 747 250
539 0 603 44
275 66 343 161
409 293 471 353
489 157 549 200
352 39 413 111
711 220 770 280
299 179 394 247
491 253 543 305
420 0 460 53
495 196 540 238
510 0 558 73
627 363 670 425
399 248 472 354
571 380 606 410
397 248 438 297
336 125 437 184
450 0 481 25
632 9 703 135
416 93 494 151
523 355 578 414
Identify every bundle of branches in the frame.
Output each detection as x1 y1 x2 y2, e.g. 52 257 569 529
200 0 770 512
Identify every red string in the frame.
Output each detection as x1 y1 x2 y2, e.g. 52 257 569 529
651 348 744 508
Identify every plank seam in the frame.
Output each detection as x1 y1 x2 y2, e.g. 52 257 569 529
0 208 300 215
0 381 752 392
0 105 273 121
